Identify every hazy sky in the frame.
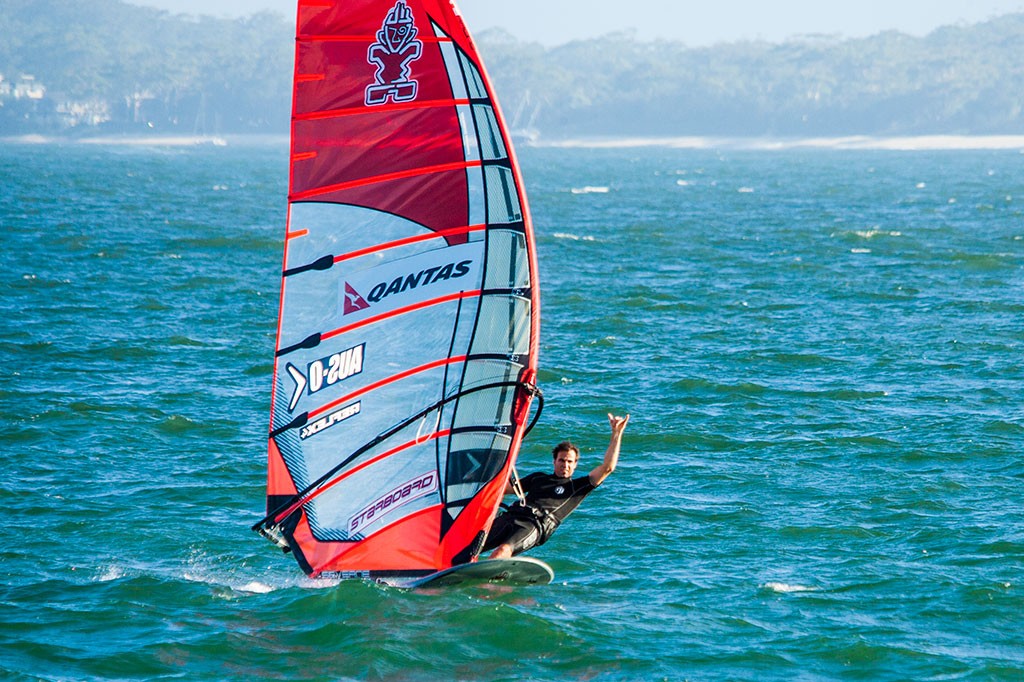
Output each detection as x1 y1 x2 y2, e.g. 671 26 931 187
132 0 1024 45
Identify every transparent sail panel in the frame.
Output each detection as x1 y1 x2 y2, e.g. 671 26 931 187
474 105 507 160
483 230 530 289
485 166 523 224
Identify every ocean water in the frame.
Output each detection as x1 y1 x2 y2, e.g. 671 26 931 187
1 139 1022 681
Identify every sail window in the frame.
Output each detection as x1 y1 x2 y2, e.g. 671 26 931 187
483 230 530 290
459 52 487 99
469 297 532 356
439 39 468 100
445 441 510 504
484 166 523 224
451 378 517 429
473 105 507 161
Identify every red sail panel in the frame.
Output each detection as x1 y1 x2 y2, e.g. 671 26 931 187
262 0 540 578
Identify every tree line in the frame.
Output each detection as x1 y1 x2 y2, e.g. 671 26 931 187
0 0 292 134
1 0 1022 137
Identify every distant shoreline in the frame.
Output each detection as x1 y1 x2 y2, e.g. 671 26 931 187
0 133 288 147
540 135 1024 151
4 133 1024 152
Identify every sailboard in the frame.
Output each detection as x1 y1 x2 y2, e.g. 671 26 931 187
386 557 554 589
253 0 542 582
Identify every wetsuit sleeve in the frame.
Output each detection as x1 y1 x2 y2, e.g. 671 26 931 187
574 475 596 495
518 472 540 494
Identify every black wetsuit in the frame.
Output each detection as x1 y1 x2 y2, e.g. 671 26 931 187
482 472 596 556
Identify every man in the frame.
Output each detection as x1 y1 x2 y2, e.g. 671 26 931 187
482 413 630 559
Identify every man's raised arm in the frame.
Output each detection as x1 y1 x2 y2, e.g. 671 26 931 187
589 413 630 487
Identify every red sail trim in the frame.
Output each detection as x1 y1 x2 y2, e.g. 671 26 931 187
290 160 482 202
273 429 451 524
334 224 485 263
294 97 471 122
319 289 482 342
307 354 468 420
298 503 443 575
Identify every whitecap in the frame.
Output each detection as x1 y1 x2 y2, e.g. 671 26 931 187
236 581 275 594
570 186 609 194
854 229 901 239
762 582 819 593
552 232 596 242
738 187 755 193
182 568 320 596
95 565 126 582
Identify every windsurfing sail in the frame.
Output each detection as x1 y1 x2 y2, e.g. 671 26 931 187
254 0 541 578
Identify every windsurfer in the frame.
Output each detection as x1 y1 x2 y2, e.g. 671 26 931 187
482 413 630 559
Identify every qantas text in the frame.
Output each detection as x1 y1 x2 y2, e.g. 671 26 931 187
365 259 472 304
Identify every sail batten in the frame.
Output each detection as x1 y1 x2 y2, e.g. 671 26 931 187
294 98 472 120
259 0 539 578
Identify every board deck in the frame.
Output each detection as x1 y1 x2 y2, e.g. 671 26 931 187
391 557 554 589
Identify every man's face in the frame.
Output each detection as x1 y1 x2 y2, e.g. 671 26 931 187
553 448 579 478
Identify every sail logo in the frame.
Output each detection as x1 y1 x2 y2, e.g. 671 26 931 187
365 0 423 105
343 282 370 315
284 343 364 411
299 401 361 440
349 471 438 534
342 259 473 315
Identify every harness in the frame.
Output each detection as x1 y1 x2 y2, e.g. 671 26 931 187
507 473 585 544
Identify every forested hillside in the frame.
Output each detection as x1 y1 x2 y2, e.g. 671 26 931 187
2 0 1022 137
482 16 1024 137
0 0 291 134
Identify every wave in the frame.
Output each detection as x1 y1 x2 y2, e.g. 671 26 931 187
761 582 821 593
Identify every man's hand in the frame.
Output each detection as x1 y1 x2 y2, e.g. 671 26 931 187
609 413 630 438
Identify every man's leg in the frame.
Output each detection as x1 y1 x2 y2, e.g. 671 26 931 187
489 543 514 559
488 522 540 559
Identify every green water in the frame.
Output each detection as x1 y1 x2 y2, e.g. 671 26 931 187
1 140 1022 680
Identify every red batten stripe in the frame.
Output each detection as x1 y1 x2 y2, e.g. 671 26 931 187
335 224 485 263
273 430 451 523
294 98 470 122
320 289 481 342
309 355 468 420
295 74 325 83
291 151 318 162
291 160 483 201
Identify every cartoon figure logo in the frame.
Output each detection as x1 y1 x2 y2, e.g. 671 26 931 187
365 0 423 105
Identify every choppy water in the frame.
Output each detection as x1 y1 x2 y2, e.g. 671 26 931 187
1 139 1022 681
